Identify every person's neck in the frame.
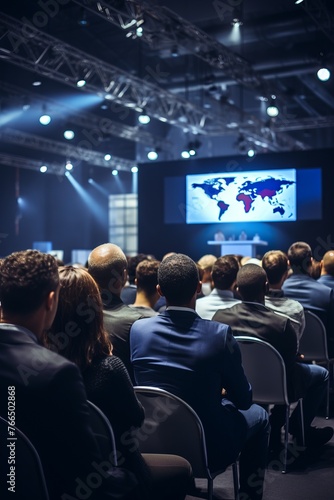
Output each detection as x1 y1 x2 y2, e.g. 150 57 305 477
133 291 158 309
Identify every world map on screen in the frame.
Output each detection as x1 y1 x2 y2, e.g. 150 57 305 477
186 169 296 223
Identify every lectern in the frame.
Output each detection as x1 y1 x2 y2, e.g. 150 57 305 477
207 240 268 257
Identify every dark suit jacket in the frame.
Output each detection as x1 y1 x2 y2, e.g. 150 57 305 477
130 309 252 471
212 302 306 402
282 272 334 356
103 296 144 382
0 324 135 500
318 274 334 291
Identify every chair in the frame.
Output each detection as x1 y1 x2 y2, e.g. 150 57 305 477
235 336 304 473
133 386 239 500
0 416 50 500
87 400 118 466
299 309 333 419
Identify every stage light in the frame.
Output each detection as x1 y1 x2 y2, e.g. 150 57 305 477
65 160 73 171
22 97 30 111
131 166 138 173
295 0 304 4
147 150 158 160
64 129 75 140
112 169 118 176
39 114 51 125
181 150 190 159
40 165 47 173
247 148 255 158
171 46 179 57
32 81 42 86
317 67 331 81
266 97 279 117
231 18 243 27
104 154 112 161
138 113 150 124
76 79 86 87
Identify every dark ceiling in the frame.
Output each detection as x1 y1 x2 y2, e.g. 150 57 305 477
1 0 334 174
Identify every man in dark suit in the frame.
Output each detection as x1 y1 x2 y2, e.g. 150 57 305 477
88 243 144 381
282 241 334 356
213 263 332 451
130 253 270 500
0 250 136 500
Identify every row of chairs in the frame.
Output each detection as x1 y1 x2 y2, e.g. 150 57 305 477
0 311 330 500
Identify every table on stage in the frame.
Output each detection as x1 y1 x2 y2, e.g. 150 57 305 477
207 240 268 257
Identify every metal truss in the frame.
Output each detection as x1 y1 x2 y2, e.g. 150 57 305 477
0 128 136 171
0 152 66 175
274 114 334 132
0 12 305 152
302 0 334 44
0 81 167 149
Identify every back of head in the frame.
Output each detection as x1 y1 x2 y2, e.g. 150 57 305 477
212 255 239 290
237 263 267 302
135 259 160 295
127 253 151 284
287 241 312 273
0 250 59 316
322 251 334 277
87 243 127 295
262 250 288 285
197 254 217 272
48 266 111 369
158 253 199 305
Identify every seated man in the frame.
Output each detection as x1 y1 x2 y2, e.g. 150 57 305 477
262 250 305 348
0 250 137 500
88 243 145 381
213 264 332 451
196 254 240 319
130 259 160 317
318 250 334 290
131 253 270 500
282 241 334 357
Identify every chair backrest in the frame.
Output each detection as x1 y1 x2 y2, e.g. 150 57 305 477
133 386 213 479
235 336 289 406
299 309 329 362
86 400 118 466
0 416 50 500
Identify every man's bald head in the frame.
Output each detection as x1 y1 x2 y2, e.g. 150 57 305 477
88 243 127 295
322 251 334 277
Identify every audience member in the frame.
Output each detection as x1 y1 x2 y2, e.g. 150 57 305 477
318 250 334 290
88 243 144 381
0 250 136 500
47 266 192 500
131 253 270 500
197 253 217 296
121 253 151 305
196 255 240 319
213 264 332 451
282 241 334 356
262 250 305 347
130 259 160 317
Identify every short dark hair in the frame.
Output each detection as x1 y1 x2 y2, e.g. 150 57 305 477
237 264 267 301
127 253 151 284
136 259 160 295
262 250 288 285
287 241 312 273
212 255 239 290
0 250 59 315
158 253 199 305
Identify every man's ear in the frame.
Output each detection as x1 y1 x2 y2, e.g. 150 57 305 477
156 284 164 297
45 290 57 311
197 281 202 294
264 280 269 294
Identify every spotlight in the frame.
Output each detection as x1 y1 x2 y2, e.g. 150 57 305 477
39 114 51 125
64 129 75 140
131 166 138 173
171 46 179 57
231 18 243 27
147 150 158 161
181 150 190 159
76 79 86 87
32 81 42 86
295 0 304 4
266 97 279 117
40 165 47 173
112 169 118 176
247 148 255 158
22 97 30 111
65 160 73 171
104 154 112 161
317 67 331 81
138 113 150 124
